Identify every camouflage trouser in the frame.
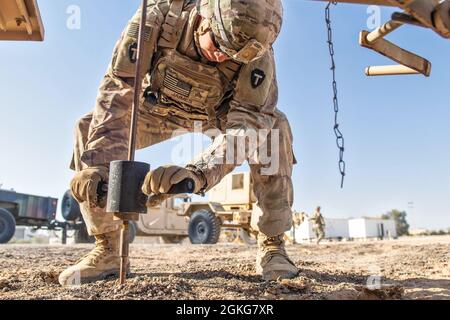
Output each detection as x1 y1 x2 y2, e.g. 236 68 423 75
314 226 325 242
72 74 295 238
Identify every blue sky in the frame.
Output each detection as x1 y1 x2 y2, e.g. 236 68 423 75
0 0 449 230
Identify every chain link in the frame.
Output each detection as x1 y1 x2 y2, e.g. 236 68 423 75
325 2 346 188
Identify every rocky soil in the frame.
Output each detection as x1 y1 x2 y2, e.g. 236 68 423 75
1 236 449 300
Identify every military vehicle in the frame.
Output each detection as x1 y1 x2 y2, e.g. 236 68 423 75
0 188 61 243
137 171 257 245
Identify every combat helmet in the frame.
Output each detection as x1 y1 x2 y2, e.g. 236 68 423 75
197 0 284 64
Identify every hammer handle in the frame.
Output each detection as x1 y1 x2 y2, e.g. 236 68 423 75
97 181 109 198
168 178 196 194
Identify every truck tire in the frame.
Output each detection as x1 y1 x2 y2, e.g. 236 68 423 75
74 221 137 244
61 190 81 221
74 224 95 244
188 209 221 245
240 228 257 245
159 235 187 244
0 208 16 244
128 221 137 244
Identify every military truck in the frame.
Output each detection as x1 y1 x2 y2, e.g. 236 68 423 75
0 188 61 244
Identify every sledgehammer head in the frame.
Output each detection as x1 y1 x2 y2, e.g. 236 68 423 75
106 160 150 215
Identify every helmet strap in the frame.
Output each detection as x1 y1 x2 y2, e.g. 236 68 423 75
213 0 234 50
196 17 211 36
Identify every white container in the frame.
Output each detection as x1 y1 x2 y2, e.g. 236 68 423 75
348 218 397 239
290 218 350 243
292 221 314 243
324 218 350 239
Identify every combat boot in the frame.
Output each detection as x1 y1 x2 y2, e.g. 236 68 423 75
59 229 127 286
256 234 299 281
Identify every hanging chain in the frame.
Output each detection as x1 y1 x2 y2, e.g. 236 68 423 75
325 2 346 188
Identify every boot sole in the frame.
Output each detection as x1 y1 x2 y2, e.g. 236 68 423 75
262 270 299 281
71 269 131 285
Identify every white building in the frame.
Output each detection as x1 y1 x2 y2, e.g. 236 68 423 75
291 218 350 243
289 217 398 242
348 218 397 239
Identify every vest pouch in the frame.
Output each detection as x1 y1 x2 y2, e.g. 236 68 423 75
152 50 227 112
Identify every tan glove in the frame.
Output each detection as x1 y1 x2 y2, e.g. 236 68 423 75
141 165 205 196
70 166 109 208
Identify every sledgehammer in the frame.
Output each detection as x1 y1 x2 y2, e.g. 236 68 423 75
103 0 195 286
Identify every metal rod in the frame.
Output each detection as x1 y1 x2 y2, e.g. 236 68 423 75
119 0 148 286
391 12 426 28
128 0 148 162
119 221 130 285
365 65 420 76
365 20 403 44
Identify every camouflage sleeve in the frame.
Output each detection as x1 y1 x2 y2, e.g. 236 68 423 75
189 49 278 190
80 1 168 167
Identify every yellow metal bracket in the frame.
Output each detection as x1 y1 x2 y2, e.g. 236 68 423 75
313 0 450 76
359 23 432 76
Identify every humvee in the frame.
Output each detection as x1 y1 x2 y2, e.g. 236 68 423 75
134 171 258 245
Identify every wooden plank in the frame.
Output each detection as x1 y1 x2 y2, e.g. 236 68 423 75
0 0 45 41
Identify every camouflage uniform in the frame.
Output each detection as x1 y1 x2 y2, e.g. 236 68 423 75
293 211 307 228
72 0 295 238
310 208 325 243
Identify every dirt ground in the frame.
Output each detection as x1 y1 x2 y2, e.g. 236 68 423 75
0 235 449 300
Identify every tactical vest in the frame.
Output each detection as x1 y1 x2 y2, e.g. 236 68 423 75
144 0 242 125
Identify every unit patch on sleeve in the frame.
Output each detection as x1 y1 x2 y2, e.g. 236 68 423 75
128 42 138 63
251 69 266 88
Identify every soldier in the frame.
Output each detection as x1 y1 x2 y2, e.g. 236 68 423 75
59 0 298 285
293 211 307 228
310 206 325 244
289 211 306 244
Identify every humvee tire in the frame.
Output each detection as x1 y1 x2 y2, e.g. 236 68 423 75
159 235 187 244
74 221 137 244
240 228 257 245
128 221 137 244
188 209 221 244
61 190 81 221
0 208 16 244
